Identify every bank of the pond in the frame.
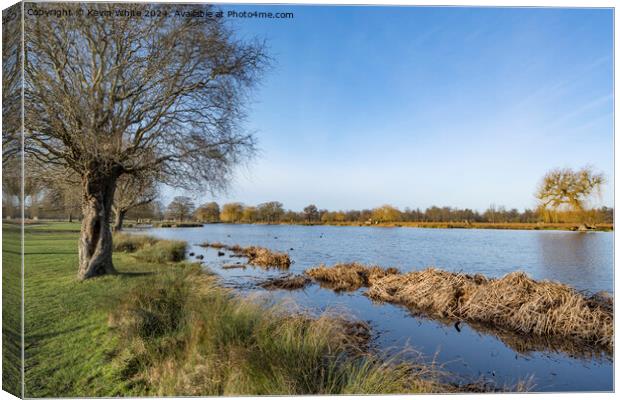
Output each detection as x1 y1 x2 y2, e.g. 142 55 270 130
21 223 489 396
200 221 614 232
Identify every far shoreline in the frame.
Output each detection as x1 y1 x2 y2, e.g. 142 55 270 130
12 219 612 232
147 220 614 232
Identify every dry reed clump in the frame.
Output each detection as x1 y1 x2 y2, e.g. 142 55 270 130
242 246 291 269
222 264 246 270
260 275 312 290
305 263 400 292
200 241 227 249
365 268 613 351
200 242 291 269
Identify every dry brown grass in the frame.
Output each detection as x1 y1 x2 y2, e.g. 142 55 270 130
303 263 613 353
260 275 312 290
243 246 291 268
305 263 400 291
222 264 246 270
200 242 291 269
365 268 613 351
199 241 227 249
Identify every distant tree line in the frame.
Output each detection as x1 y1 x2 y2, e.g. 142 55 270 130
6 166 612 227
9 193 612 226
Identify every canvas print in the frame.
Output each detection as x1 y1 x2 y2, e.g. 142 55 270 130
1 2 614 397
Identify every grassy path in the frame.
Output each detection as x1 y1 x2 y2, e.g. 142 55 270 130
23 223 170 397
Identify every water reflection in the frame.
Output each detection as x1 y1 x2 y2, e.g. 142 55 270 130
536 232 613 294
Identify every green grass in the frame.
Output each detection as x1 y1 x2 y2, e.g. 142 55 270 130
23 223 179 397
3 223 22 397
20 222 445 396
108 266 441 396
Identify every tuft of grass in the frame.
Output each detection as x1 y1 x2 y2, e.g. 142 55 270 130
113 233 158 253
133 240 187 263
108 266 447 396
306 263 399 291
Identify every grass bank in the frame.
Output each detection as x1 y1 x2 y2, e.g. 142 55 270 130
214 220 614 232
20 223 452 396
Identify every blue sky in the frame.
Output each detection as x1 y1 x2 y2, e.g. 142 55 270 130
172 6 614 212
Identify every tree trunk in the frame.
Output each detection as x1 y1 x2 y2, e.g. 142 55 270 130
113 208 126 232
77 171 119 280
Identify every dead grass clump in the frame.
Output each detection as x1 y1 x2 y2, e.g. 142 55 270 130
222 264 246 270
367 268 479 318
366 268 613 351
243 246 291 269
305 263 400 292
460 272 613 349
200 242 291 269
260 275 312 290
199 241 227 249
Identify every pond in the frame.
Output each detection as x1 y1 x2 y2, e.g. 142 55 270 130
139 224 613 392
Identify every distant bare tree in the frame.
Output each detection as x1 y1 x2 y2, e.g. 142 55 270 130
112 173 159 231
257 201 284 223
194 202 220 223
166 196 196 222
24 3 267 279
303 204 319 223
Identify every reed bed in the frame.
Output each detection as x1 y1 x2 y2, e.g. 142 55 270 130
243 246 291 268
260 275 312 290
200 242 291 269
305 264 613 352
305 263 399 291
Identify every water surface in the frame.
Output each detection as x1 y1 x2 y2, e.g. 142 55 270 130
140 224 613 392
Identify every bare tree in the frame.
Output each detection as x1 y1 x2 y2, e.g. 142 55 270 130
24 3 267 279
195 201 220 223
2 4 22 166
166 196 196 222
112 173 159 231
303 204 319 223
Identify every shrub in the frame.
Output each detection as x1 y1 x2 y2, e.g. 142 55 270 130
113 233 158 253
